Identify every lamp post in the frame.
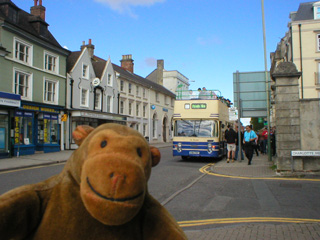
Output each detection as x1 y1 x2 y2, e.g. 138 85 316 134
261 0 272 162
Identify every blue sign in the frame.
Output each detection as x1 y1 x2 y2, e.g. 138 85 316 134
151 105 156 110
163 108 168 112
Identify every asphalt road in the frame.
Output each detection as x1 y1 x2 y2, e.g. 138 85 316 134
1 146 320 232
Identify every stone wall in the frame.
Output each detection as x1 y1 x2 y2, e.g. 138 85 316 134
272 62 320 172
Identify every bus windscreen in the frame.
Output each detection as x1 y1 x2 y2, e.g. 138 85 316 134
174 120 218 138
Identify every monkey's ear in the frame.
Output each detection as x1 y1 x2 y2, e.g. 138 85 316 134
150 146 161 167
72 125 95 146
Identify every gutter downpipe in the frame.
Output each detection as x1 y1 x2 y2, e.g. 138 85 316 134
298 24 304 99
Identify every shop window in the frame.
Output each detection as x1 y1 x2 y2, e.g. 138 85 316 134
0 115 8 153
14 112 33 145
37 114 59 144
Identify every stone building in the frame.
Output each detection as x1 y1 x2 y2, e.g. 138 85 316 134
115 55 175 143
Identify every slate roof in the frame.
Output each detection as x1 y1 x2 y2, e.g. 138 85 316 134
112 64 175 98
0 0 63 49
292 1 318 21
67 48 175 97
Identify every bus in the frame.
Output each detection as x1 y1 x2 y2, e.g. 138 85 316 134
172 89 231 160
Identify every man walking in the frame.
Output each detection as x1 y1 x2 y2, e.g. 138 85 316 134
243 125 258 165
225 125 237 163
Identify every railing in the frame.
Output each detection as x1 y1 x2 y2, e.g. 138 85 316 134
175 89 221 100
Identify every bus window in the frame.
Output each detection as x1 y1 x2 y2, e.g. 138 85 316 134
174 120 218 138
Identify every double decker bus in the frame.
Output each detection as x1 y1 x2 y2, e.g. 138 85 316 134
172 89 231 159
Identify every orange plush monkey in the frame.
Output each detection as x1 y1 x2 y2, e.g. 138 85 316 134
0 123 187 240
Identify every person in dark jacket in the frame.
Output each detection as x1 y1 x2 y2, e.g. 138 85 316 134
225 125 237 163
235 126 244 161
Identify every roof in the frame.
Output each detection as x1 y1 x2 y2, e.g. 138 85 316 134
0 0 64 49
66 51 81 73
292 1 318 21
112 64 175 98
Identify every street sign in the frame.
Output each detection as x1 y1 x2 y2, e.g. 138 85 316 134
61 114 68 122
229 107 238 121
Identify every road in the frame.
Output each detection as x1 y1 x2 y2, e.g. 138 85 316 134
1 146 320 233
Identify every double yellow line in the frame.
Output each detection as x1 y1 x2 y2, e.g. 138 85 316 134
179 217 320 228
200 163 320 181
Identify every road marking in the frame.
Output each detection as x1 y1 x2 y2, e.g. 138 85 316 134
179 217 320 227
0 163 65 175
200 163 320 182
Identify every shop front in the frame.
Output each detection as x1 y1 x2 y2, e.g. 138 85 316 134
0 92 21 158
12 103 63 156
66 110 127 149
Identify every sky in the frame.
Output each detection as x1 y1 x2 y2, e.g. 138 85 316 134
12 0 311 103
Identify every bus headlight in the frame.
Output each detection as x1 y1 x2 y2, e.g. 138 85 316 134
177 143 182 152
208 143 212 153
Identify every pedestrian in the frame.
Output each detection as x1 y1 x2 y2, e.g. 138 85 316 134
253 131 259 156
261 127 268 154
243 125 258 165
225 125 237 163
235 125 244 161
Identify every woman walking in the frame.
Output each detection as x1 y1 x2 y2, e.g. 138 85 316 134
243 125 258 165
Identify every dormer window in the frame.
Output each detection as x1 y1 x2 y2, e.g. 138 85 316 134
313 2 320 19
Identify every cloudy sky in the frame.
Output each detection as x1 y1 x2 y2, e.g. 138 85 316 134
12 0 310 102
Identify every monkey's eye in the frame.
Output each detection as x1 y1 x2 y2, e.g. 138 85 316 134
137 148 142 157
100 140 107 148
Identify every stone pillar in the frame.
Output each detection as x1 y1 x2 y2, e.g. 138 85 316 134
271 62 302 171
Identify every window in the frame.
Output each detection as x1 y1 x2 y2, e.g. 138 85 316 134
143 124 147 136
81 88 89 107
14 38 32 64
136 86 140 96
152 113 157 138
107 74 112 86
136 103 140 116
143 88 147 98
156 92 159 102
129 102 132 115
165 96 169 105
128 83 132 94
120 100 124 114
171 98 174 107
136 124 139 132
107 96 112 112
120 80 124 92
14 70 31 100
82 64 89 78
143 104 147 117
44 79 58 104
314 5 320 19
45 52 58 73
317 34 320 51
95 91 101 110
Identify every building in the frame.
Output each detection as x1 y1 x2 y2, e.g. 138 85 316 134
271 1 320 99
0 0 69 156
65 40 125 149
146 59 190 94
115 55 175 143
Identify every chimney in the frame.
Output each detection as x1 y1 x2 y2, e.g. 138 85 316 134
120 54 134 73
30 0 46 21
80 39 95 58
157 59 164 85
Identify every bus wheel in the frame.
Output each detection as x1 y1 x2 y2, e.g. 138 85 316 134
181 156 188 161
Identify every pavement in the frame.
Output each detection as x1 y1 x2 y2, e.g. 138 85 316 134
1 146 320 239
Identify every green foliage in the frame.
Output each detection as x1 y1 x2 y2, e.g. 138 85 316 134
250 117 264 131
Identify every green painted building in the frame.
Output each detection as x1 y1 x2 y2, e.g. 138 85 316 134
0 0 69 157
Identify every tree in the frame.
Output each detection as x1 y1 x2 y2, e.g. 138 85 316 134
250 117 264 131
